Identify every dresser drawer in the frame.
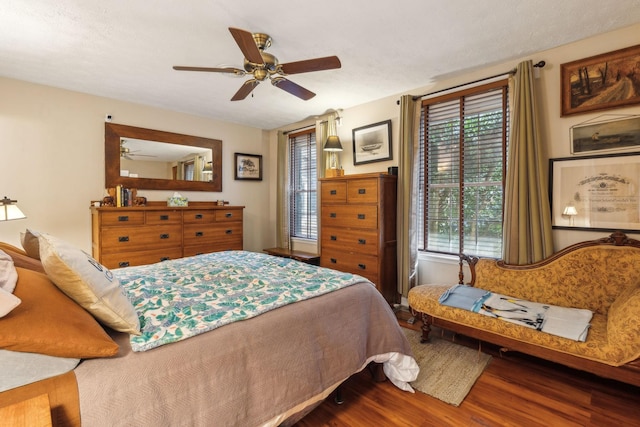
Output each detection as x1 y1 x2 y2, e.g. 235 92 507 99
321 226 378 255
183 211 216 223
100 211 145 226
321 205 378 229
145 210 182 225
321 181 347 203
347 178 378 203
215 209 243 222
320 250 379 284
101 225 182 251
183 223 243 246
102 247 184 269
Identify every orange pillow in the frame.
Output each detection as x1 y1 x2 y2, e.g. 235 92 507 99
0 242 45 273
0 267 119 358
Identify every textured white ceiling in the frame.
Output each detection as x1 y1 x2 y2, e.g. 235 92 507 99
2 0 640 130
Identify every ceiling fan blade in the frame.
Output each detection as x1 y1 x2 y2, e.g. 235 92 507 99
271 77 316 100
231 79 260 101
173 66 245 76
279 56 341 75
228 27 264 65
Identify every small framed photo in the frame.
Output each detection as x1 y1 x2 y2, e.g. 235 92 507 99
352 120 392 165
550 152 640 232
561 44 640 116
234 152 262 181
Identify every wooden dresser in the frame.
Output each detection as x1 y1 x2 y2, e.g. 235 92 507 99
91 202 244 269
319 173 397 305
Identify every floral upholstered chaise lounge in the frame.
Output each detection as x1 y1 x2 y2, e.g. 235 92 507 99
408 232 640 387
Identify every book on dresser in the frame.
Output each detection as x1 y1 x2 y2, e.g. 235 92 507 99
91 201 244 269
319 172 397 305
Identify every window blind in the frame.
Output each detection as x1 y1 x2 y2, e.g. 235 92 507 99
419 80 508 257
289 129 317 240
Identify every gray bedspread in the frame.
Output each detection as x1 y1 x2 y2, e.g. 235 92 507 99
74 282 416 426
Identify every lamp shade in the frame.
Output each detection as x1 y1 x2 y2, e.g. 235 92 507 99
563 206 578 216
202 161 213 173
324 135 343 152
0 197 26 221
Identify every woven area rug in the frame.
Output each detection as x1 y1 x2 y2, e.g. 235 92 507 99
403 327 492 406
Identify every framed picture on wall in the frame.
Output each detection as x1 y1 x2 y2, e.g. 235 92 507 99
570 115 640 154
234 152 262 181
550 152 640 232
561 44 640 116
352 120 392 165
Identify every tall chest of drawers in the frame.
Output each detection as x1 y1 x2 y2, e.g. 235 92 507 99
319 173 397 305
91 202 244 269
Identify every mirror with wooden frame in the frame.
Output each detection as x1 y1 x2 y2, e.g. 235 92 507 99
105 123 222 192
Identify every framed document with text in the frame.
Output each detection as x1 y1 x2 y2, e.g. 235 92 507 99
550 152 640 232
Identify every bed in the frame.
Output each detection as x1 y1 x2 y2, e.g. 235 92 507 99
0 232 418 426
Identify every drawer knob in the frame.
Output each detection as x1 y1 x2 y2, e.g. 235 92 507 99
118 261 130 267
160 233 170 239
118 236 129 242
358 239 366 245
195 214 203 219
330 213 337 218
330 258 337 264
357 214 366 220
330 189 337 195
160 257 170 261
195 231 204 237
330 235 337 241
118 215 129 222
358 189 366 194
160 215 169 221
225 229 233 235
358 263 366 270
225 212 233 218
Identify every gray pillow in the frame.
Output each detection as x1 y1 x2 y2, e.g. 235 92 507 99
0 349 80 392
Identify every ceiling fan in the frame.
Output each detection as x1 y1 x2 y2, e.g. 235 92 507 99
120 140 157 160
173 27 341 101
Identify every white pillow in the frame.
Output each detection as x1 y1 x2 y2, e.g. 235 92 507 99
38 233 140 335
20 229 41 260
0 250 18 293
0 288 20 318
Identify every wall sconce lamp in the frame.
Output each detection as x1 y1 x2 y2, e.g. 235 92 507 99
0 196 26 221
202 161 213 174
563 205 578 226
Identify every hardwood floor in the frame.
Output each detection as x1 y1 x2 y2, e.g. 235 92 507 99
295 313 640 427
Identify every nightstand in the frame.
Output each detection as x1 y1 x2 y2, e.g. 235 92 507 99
0 393 52 427
263 247 320 265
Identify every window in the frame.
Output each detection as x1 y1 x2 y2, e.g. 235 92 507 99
418 80 508 258
289 129 317 240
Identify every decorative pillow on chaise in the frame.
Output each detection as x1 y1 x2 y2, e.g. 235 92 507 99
0 267 119 358
38 233 140 335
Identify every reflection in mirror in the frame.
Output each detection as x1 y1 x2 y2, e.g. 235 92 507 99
105 123 222 192
119 138 211 182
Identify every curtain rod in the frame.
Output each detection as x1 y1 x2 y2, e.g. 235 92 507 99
396 60 545 104
282 119 332 135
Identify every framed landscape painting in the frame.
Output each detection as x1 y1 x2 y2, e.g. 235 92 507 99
561 44 640 116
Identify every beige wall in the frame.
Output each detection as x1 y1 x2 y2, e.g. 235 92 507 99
270 22 640 286
0 78 271 252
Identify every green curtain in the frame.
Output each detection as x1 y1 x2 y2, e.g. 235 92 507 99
503 60 554 264
276 130 291 249
397 95 421 297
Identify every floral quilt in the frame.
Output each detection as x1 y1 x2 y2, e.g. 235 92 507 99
114 251 368 352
